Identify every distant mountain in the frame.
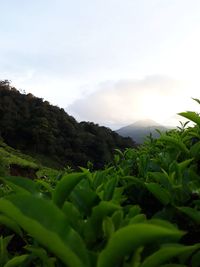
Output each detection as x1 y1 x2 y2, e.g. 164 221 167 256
116 119 170 144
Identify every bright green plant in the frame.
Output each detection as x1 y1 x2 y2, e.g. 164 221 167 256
0 98 200 266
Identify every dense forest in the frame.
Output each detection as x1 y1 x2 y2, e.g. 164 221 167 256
0 80 135 169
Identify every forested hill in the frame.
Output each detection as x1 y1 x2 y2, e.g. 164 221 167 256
0 80 135 168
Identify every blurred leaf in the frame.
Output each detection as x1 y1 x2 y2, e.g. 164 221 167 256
192 98 200 105
102 217 115 239
141 244 199 267
0 195 90 267
1 176 39 195
26 246 55 267
53 172 86 208
97 223 184 267
159 136 189 155
0 214 22 237
4 255 29 267
111 210 123 230
178 207 200 224
146 183 170 205
178 111 200 127
103 177 117 201
0 235 13 267
191 250 200 267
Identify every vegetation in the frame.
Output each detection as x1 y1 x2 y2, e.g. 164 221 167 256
0 80 135 169
0 99 200 266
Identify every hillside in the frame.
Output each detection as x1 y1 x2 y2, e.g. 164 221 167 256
0 80 135 169
116 119 170 144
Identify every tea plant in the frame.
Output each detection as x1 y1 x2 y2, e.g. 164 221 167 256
0 99 200 266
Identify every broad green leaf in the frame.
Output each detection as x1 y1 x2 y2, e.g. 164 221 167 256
84 201 121 244
145 183 170 205
1 176 39 195
0 214 22 236
102 217 115 239
141 244 199 267
0 195 90 267
148 219 179 231
4 255 29 267
90 201 121 232
53 172 86 208
178 111 200 127
103 177 117 201
178 159 193 172
97 223 184 267
178 207 200 224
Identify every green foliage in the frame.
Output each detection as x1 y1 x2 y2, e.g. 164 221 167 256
0 80 135 169
0 98 200 266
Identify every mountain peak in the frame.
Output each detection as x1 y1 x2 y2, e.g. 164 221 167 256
132 119 161 127
116 119 168 144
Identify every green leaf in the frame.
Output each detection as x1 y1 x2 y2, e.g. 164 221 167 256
145 183 170 205
85 201 121 244
178 158 193 172
127 205 141 218
190 141 200 158
103 177 117 201
0 214 22 236
62 201 82 231
178 207 200 224
90 201 121 232
0 195 90 267
70 185 100 216
178 111 200 127
53 172 86 208
111 210 123 230
102 217 115 239
1 176 39 195
131 246 144 267
4 255 29 267
160 136 189 154
97 223 184 267
192 98 200 105
129 214 146 224
0 235 13 267
26 246 55 267
140 244 199 267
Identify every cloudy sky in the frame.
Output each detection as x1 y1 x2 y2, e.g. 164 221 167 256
0 0 200 129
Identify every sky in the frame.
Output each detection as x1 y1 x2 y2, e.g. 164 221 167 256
0 0 200 129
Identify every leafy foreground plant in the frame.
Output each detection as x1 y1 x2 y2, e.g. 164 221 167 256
0 99 200 266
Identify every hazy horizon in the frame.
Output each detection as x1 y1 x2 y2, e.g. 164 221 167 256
0 0 199 129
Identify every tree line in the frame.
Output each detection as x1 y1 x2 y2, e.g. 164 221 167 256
0 80 136 169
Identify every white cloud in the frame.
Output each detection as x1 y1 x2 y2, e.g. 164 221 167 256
68 75 199 129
